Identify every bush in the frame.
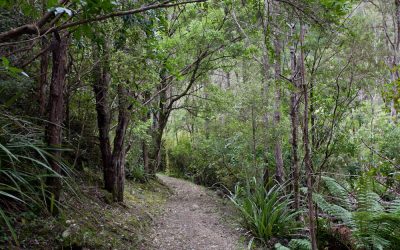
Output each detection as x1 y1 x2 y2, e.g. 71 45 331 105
315 176 400 249
167 134 242 190
0 111 69 245
229 178 300 244
126 164 146 183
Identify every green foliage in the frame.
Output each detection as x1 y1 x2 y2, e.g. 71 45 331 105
275 239 312 250
126 165 146 183
230 178 300 243
0 111 70 245
315 176 400 249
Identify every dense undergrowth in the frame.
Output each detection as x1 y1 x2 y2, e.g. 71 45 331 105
0 109 168 248
1 167 169 249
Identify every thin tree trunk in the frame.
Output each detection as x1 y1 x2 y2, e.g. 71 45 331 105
142 140 149 175
251 104 257 166
204 79 210 139
39 37 49 117
262 73 270 185
149 127 164 175
111 85 130 202
396 0 400 50
149 79 168 176
142 99 151 176
273 37 284 184
390 0 400 121
38 1 48 117
303 72 318 250
92 44 114 193
289 23 300 210
300 24 318 250
151 117 167 174
310 79 316 148
45 34 68 211
261 0 271 186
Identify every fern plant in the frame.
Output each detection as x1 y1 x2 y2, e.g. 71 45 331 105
229 178 300 244
315 176 400 249
275 239 312 250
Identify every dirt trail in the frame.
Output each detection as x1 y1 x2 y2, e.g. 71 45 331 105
146 175 244 250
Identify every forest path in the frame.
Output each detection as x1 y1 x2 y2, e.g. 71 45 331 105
146 174 244 250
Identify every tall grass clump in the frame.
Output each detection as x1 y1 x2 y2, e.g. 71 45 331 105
0 111 70 245
230 177 300 244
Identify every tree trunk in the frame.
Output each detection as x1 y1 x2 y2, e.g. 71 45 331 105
390 0 400 120
289 23 300 210
92 44 114 193
45 34 68 211
273 37 284 184
142 103 151 176
300 24 318 250
204 81 210 139
150 116 167 175
262 72 270 185
149 72 169 176
142 140 149 175
38 37 49 117
303 73 318 250
261 0 271 186
111 85 130 202
396 0 400 50
251 104 257 166
38 1 48 117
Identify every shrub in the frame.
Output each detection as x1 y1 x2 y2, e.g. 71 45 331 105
0 111 69 245
229 178 300 244
315 176 400 249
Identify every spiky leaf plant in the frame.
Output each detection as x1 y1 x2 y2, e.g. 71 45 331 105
230 177 300 243
0 111 70 245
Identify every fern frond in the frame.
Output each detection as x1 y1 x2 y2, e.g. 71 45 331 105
288 239 312 250
322 176 352 210
356 190 383 212
314 193 354 227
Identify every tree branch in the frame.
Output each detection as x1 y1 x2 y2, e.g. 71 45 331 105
0 0 206 43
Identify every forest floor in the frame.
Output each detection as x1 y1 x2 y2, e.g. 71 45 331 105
5 172 245 249
145 174 245 250
7 170 171 249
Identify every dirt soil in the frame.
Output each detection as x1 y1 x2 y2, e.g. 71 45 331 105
146 175 244 250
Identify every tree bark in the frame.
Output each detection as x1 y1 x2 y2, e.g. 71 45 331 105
273 37 285 184
261 0 271 186
45 34 68 211
149 83 168 176
251 104 257 166
289 23 300 210
142 140 149 175
142 96 151 176
300 24 318 250
392 0 400 121
93 44 114 193
111 85 130 202
38 37 49 117
150 111 168 175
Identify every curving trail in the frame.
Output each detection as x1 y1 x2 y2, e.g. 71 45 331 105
146 175 244 250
